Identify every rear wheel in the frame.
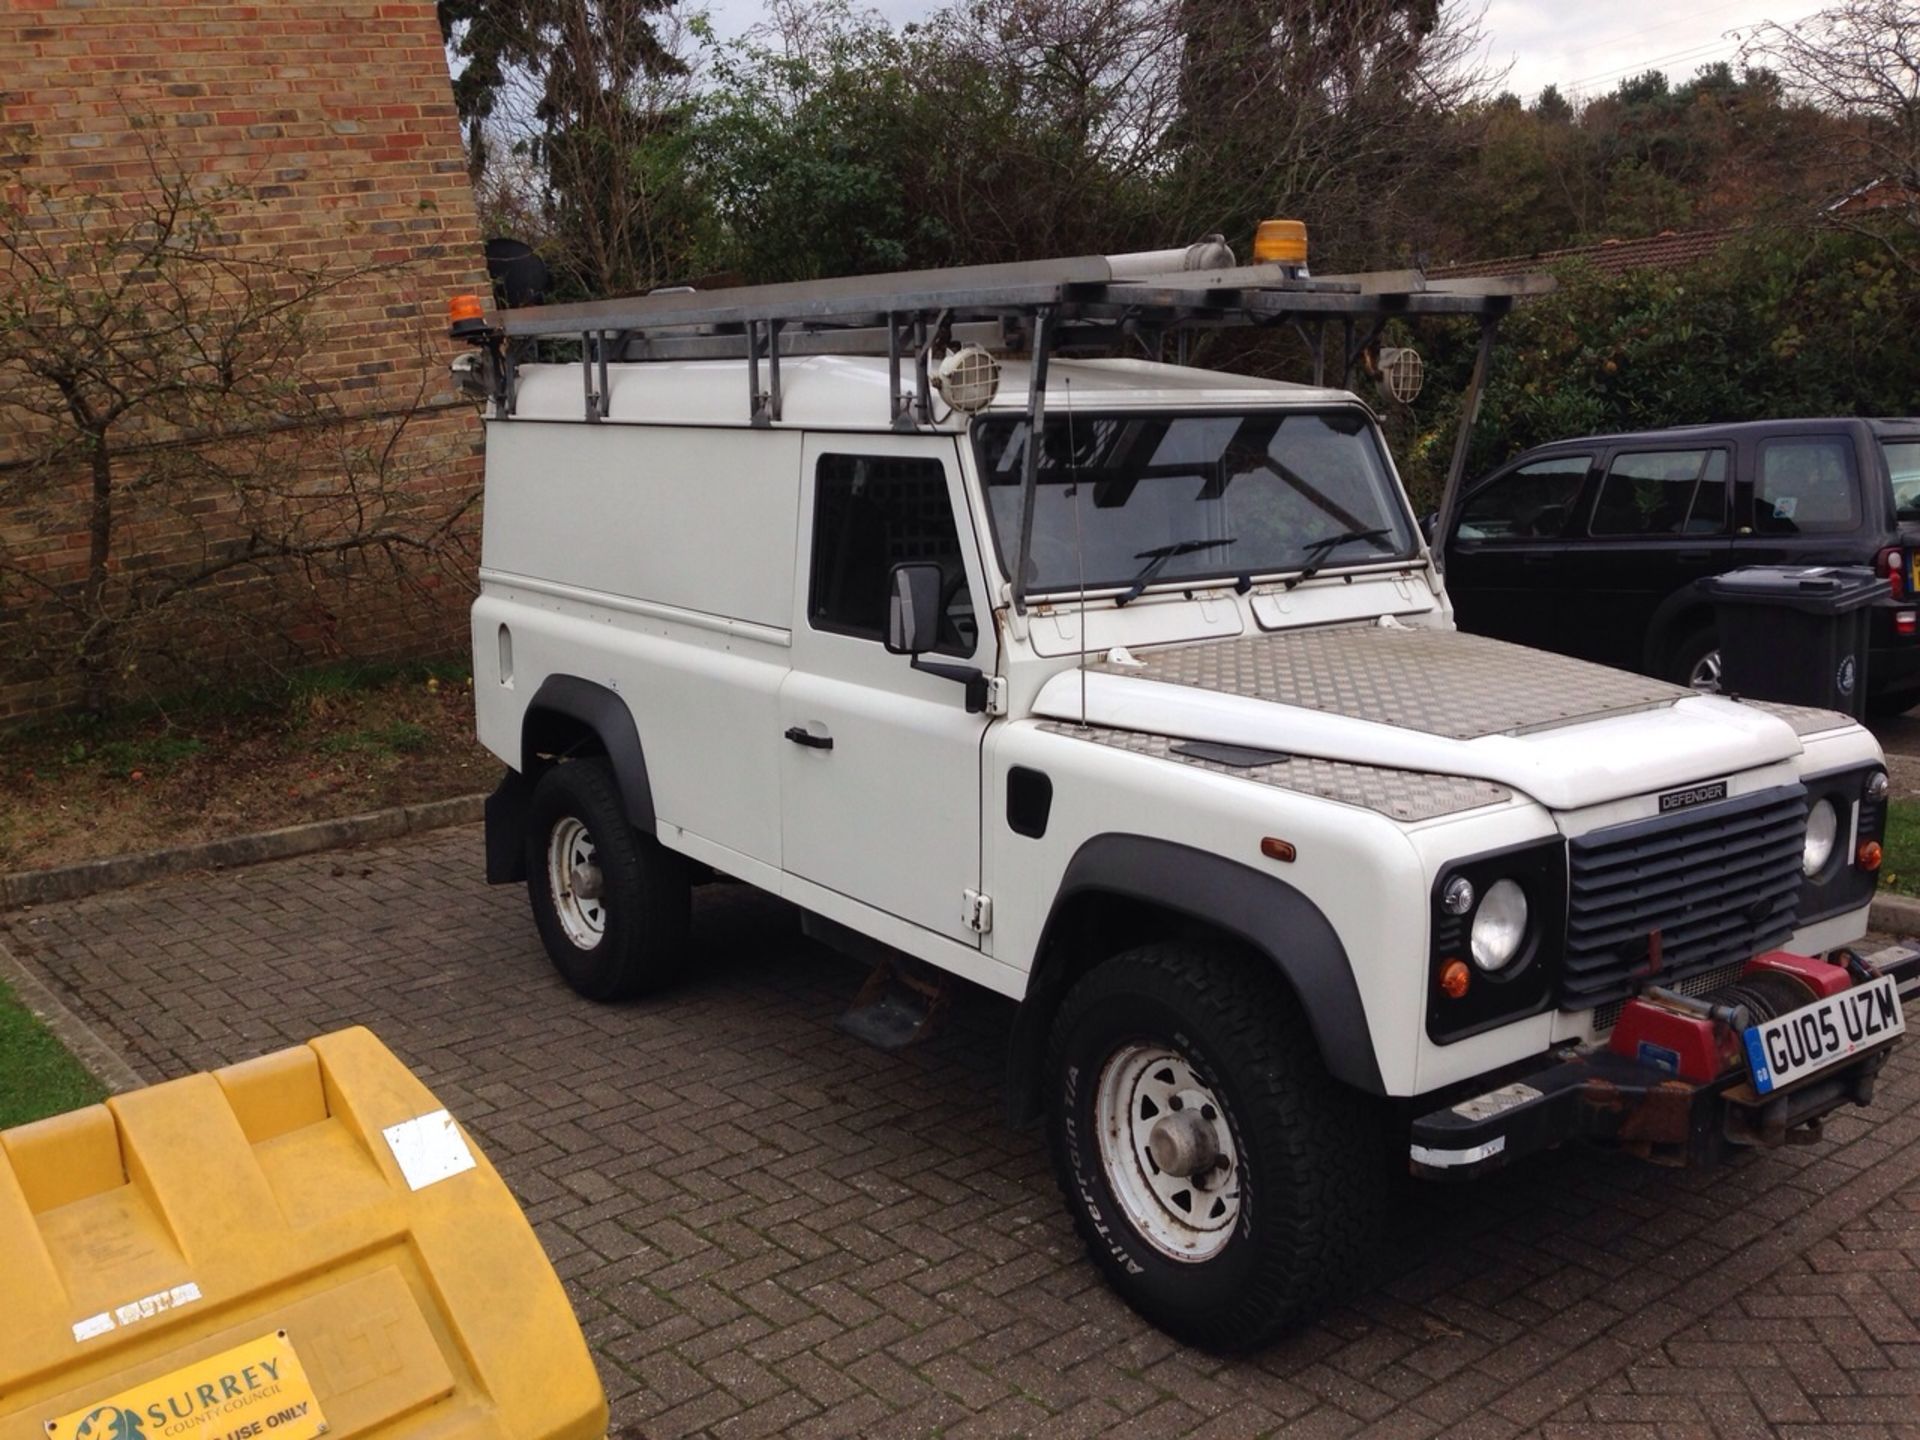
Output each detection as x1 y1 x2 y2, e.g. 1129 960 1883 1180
1043 942 1392 1352
525 759 690 1000
1668 625 1721 691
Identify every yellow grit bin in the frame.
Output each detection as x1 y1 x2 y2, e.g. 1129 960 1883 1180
0 1027 607 1440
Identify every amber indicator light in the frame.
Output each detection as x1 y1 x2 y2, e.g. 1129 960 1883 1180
1858 840 1884 872
1438 959 1471 1000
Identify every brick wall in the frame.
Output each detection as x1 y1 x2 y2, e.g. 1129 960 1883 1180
0 1 489 723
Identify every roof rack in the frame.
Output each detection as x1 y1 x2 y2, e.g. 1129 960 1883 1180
453 246 1553 610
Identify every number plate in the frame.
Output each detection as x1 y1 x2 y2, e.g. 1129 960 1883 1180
1742 975 1905 1095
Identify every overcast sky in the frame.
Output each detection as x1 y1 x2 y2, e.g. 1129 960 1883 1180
695 0 1825 104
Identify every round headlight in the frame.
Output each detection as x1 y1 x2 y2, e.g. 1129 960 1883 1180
1804 798 1838 877
1470 879 1529 973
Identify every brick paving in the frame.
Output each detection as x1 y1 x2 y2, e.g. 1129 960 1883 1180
6 824 1920 1439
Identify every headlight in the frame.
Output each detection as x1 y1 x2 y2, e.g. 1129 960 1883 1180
1470 879 1529 972
1804 798 1838 877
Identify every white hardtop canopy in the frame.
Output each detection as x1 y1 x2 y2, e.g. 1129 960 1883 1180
453 241 1550 608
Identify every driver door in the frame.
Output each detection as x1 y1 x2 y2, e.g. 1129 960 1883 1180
778 434 993 945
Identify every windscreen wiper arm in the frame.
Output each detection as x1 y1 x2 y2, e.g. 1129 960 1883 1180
1114 537 1237 607
1282 528 1393 591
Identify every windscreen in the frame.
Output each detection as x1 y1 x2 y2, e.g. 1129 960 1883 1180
974 410 1417 595
1886 440 1920 524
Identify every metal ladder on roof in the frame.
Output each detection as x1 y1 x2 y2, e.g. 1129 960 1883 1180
447 231 1553 597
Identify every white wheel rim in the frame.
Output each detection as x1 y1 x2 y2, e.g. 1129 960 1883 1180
1094 1043 1241 1263
1689 648 1722 691
546 816 605 949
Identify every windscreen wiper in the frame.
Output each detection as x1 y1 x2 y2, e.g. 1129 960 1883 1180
1282 527 1393 590
1114 537 1237 607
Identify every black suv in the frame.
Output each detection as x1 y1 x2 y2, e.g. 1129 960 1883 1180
1441 418 1920 710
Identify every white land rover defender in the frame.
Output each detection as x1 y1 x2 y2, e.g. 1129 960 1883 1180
454 233 1918 1350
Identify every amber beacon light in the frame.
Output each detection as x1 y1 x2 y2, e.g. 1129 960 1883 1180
1252 219 1309 265
448 292 488 338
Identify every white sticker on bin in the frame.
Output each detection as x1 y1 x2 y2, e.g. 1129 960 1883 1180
71 1281 202 1343
383 1108 477 1191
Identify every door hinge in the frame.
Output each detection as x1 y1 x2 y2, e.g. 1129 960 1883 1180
962 889 993 934
984 676 1008 717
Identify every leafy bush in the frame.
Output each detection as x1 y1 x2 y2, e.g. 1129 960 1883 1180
1395 225 1920 509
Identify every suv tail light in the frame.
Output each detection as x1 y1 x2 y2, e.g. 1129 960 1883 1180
1877 546 1908 599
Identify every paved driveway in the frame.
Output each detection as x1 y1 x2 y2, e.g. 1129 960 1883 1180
6 826 1920 1439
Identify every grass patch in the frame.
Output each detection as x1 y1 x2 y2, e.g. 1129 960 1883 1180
315 721 434 757
87 736 205 778
0 652 490 872
1881 799 1920 898
0 977 107 1129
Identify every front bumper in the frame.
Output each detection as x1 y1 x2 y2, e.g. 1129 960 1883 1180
1411 944 1920 1180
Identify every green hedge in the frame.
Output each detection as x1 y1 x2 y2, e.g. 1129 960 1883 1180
1392 226 1920 509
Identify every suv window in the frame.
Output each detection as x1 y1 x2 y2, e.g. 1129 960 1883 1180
808 453 976 655
1456 455 1590 541
1885 439 1920 523
1755 436 1859 533
1589 449 1728 537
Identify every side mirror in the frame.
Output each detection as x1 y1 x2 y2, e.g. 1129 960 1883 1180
1420 510 1439 543
885 562 944 656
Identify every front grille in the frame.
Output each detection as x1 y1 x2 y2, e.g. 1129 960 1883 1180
1563 784 1807 1012
1593 958 1752 1033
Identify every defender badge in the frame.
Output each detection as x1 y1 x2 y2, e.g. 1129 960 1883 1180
1659 780 1728 813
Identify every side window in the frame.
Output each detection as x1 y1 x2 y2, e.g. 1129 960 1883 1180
1589 449 1728 537
808 454 977 656
1754 437 1860 534
1455 454 1591 541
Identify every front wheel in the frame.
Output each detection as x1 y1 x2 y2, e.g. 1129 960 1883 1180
1043 943 1392 1351
524 758 690 1000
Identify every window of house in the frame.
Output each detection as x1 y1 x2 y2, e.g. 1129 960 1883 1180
1455 455 1591 541
808 454 976 655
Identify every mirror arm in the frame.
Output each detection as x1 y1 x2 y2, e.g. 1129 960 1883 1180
911 658 989 714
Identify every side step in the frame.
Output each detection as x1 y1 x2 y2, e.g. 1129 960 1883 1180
836 956 953 1051
801 910 959 1051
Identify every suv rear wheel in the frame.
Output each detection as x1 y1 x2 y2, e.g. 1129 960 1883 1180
525 758 690 1000
1043 942 1392 1352
1668 624 1721 691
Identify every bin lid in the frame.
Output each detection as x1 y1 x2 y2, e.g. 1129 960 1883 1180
1701 565 1885 613
0 1027 606 1440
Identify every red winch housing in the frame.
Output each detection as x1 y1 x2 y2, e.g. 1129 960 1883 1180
1607 951 1845 1082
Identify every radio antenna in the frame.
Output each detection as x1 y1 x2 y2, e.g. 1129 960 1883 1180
1065 376 1088 728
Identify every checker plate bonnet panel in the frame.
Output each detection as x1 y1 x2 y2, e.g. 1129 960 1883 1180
1038 722 1512 820
1088 624 1687 739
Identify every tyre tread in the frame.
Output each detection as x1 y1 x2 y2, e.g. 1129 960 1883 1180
1045 941 1390 1351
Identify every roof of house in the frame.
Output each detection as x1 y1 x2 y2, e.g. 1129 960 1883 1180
1434 227 1735 280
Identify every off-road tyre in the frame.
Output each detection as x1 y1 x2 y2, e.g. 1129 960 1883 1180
525 758 690 1001
1043 942 1393 1352
1667 624 1721 691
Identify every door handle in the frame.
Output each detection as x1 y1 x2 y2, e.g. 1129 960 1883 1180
785 726 833 750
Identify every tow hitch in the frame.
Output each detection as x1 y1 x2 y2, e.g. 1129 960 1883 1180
1410 944 1920 1179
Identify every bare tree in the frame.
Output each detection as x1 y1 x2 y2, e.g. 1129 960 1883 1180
0 134 477 714
443 0 703 296
927 0 1495 267
1744 0 1920 249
